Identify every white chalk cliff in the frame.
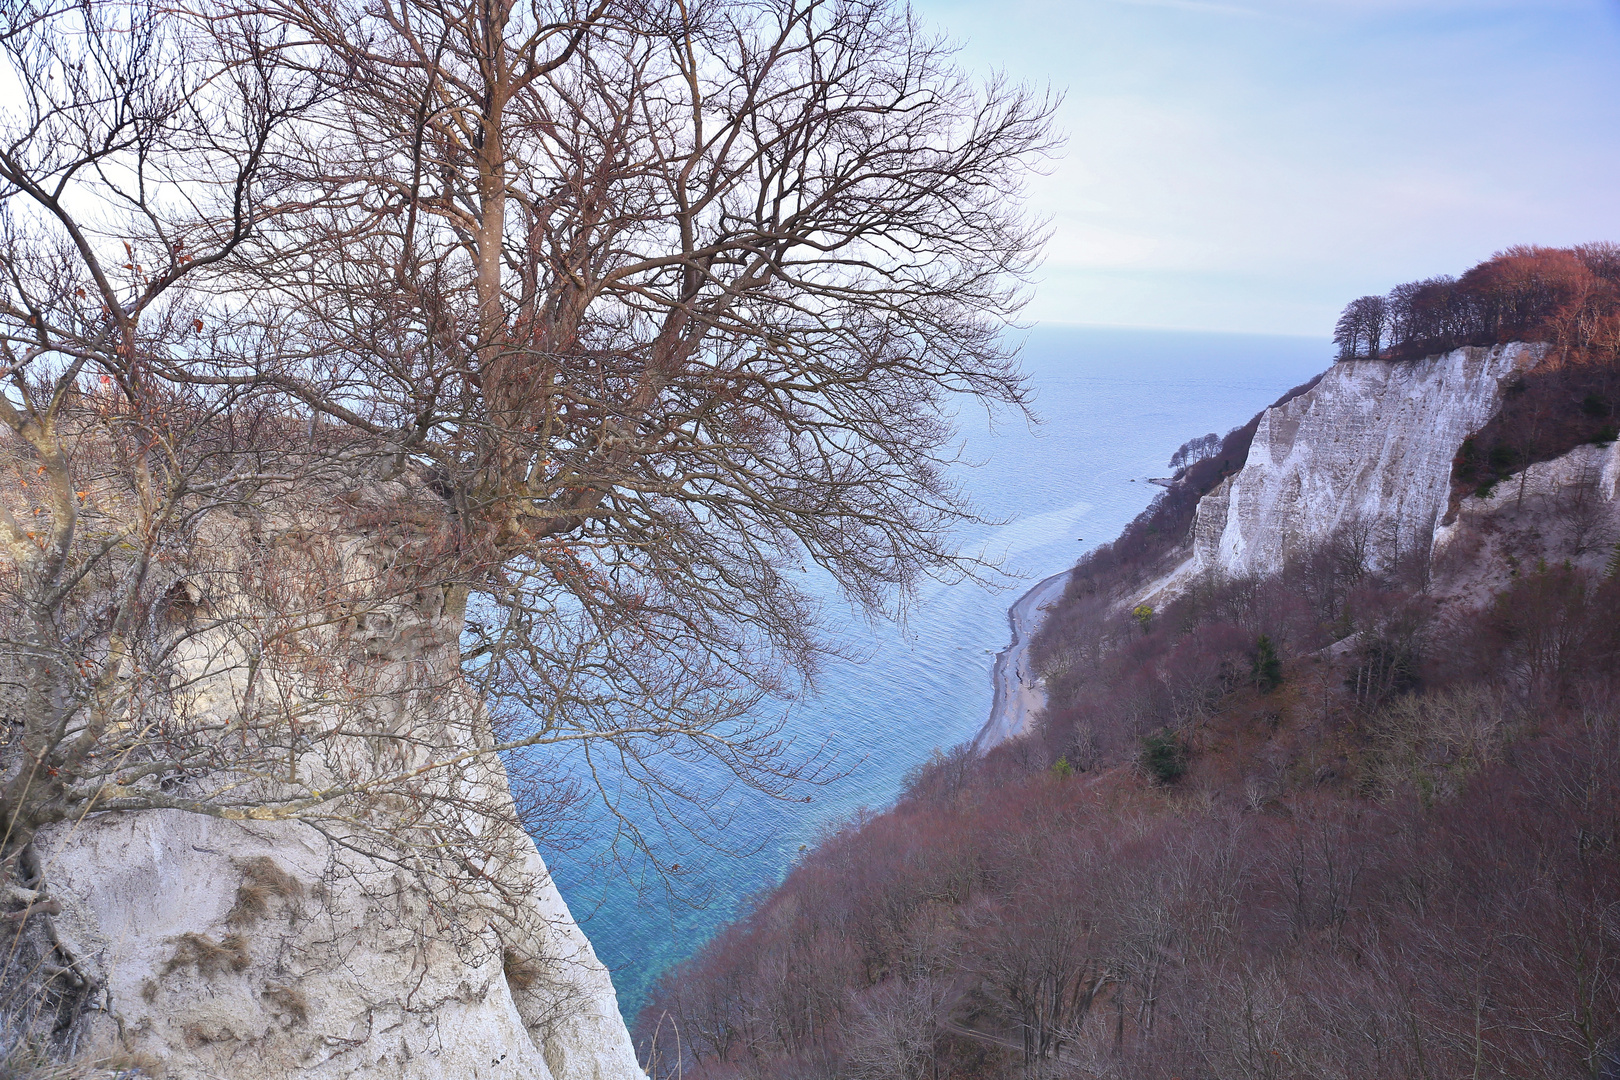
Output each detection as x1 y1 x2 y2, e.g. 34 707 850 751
1151 343 1548 600
17 481 645 1080
998 342 1620 752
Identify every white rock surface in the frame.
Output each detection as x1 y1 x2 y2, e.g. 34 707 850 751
42 775 642 1080
1147 344 1544 601
1435 436 1620 553
1429 436 1620 604
21 485 646 1080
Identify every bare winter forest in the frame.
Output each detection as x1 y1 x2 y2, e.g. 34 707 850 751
637 252 1620 1080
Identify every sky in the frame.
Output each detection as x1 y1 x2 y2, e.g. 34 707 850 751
912 0 1620 335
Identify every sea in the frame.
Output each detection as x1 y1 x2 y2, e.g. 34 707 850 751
539 324 1332 1020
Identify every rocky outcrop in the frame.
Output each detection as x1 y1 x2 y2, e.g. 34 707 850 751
1190 344 1543 579
1430 436 1620 603
1138 344 1547 607
41 773 641 1079
5 481 644 1080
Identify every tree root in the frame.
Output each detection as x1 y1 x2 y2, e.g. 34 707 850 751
5 843 102 998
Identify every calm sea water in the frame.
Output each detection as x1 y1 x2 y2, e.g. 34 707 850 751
540 325 1331 1018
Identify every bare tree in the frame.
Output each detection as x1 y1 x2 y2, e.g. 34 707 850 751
1167 432 1219 474
843 978 956 1080
204 0 1056 859
0 0 1056 1052
1334 295 1389 360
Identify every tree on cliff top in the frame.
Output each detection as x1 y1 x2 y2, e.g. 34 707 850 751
1334 294 1388 360
0 0 1054 973
1335 243 1620 362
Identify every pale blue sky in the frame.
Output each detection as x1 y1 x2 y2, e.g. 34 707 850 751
915 0 1620 334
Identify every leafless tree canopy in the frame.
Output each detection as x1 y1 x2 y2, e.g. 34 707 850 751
0 0 1056 977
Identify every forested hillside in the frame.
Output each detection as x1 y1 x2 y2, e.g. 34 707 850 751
640 543 1619 1079
636 252 1620 1080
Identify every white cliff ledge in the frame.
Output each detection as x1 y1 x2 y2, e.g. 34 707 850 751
45 803 643 1080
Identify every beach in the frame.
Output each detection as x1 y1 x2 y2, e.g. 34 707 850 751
971 568 1071 752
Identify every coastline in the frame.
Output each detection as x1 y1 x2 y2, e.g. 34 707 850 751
971 568 1071 752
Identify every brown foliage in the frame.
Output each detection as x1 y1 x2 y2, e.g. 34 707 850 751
225 857 304 927
1337 242 1620 363
261 982 309 1026
1328 245 1620 503
639 551 1620 1080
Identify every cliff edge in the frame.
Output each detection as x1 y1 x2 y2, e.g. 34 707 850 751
1144 343 1546 603
2 479 644 1080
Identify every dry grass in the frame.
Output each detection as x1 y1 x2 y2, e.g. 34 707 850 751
160 933 250 979
225 857 303 928
0 1045 162 1080
261 982 308 1026
502 950 549 992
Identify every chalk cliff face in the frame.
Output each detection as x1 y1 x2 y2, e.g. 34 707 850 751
44 798 640 1080
18 483 645 1080
1185 343 1543 582
1431 435 1620 600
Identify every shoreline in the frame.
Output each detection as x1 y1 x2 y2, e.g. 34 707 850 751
970 568 1071 753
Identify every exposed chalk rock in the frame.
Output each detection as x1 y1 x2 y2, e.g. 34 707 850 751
41 782 641 1079
1195 344 1543 578
8 480 645 1080
1428 436 1620 606
1140 344 1546 607
1436 436 1620 552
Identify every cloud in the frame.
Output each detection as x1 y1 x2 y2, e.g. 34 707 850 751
916 0 1620 334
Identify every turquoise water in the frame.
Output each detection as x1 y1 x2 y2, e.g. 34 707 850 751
540 325 1331 1019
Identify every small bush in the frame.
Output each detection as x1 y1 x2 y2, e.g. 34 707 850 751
1346 638 1420 709
162 932 250 978
1140 731 1188 784
503 950 550 992
226 857 304 927
262 982 309 1026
